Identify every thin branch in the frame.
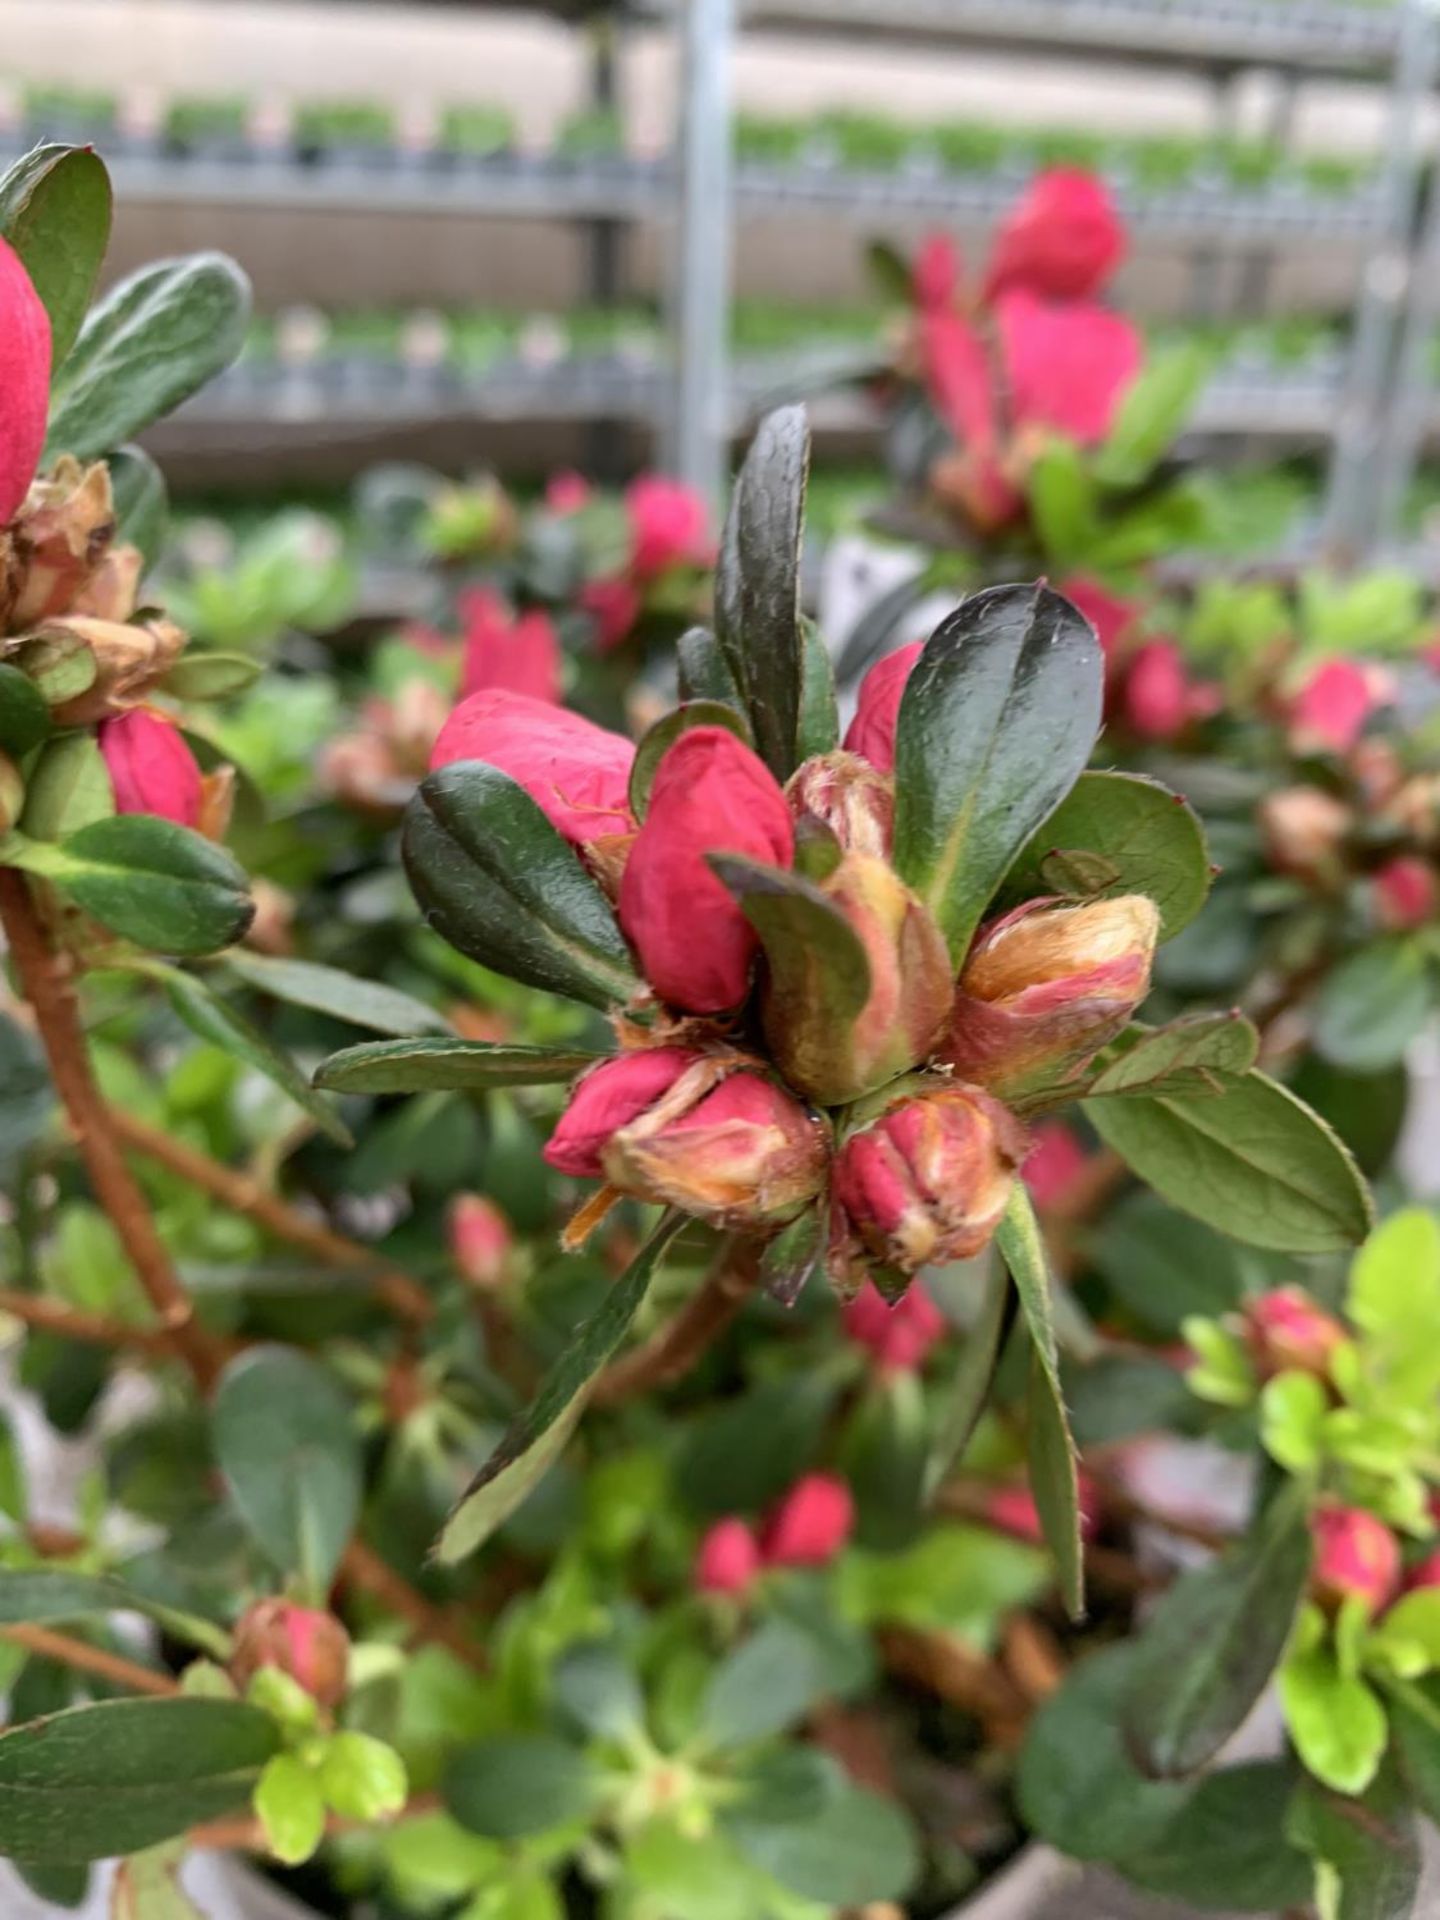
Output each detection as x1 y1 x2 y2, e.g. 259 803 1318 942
591 1239 764 1407
0 872 225 1389
0 1622 179 1696
337 1539 488 1674
110 1109 434 1327
187 1789 443 1853
0 1287 200 1358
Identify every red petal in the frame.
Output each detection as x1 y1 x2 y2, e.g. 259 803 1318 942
0 236 52 525
996 290 1140 444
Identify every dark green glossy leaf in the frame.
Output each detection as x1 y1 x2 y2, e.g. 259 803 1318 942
403 761 639 1012
0 1011 52 1184
14 1859 89 1908
994 1187 1082 1616
1090 1190 1264 1338
716 404 810 779
758 1201 826 1309
709 851 870 1034
107 444 168 565
212 1345 362 1591
221 949 449 1039
1004 770 1211 941
316 1035 602 1094
0 664 51 757
1086 1012 1259 1098
924 1256 1010 1499
46 252 252 461
702 1619 829 1749
445 1735 597 1840
1085 1069 1373 1254
676 625 744 711
9 817 252 956
1388 1678 1440 1823
0 1570 226 1657
726 1783 919 1905
553 1642 645 1741
1119 1760 1313 1911
629 701 752 820
160 653 261 702
163 970 351 1146
0 145 112 369
893 583 1102 962
0 1698 277 1861
675 1373 838 1517
1289 1770 1421 1920
1313 941 1432 1073
1123 1479 1312 1778
795 615 840 761
434 1214 684 1563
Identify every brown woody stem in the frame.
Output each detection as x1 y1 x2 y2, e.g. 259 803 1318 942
337 1539 488 1674
0 871 225 1390
0 1622 179 1696
591 1238 764 1407
0 1285 244 1361
109 1109 434 1326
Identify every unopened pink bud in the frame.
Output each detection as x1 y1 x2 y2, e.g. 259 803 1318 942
430 688 636 845
449 1193 513 1289
458 587 562 706
97 708 204 829
695 1517 762 1596
544 1048 705 1179
786 751 894 859
1373 855 1436 932
546 471 591 514
843 643 923 776
842 1278 946 1373
943 895 1159 1104
984 1472 1101 1545
625 475 713 580
230 1599 350 1708
579 575 643 653
982 169 1125 303
1124 641 1191 741
1311 1504 1400 1615
1259 786 1351 886
761 1474 855 1568
1242 1287 1345 1381
1289 659 1385 756
1022 1121 1091 1212
0 236 51 529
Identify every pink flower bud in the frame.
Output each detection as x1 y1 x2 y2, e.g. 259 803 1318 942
1022 1121 1091 1213
842 1278 946 1373
984 1472 1101 1545
602 1061 829 1232
943 896 1159 1104
761 853 952 1106
430 688 636 845
830 1084 1027 1288
1259 786 1351 885
997 290 1140 445
626 475 713 580
458 587 562 706
546 470 592 514
983 170 1126 303
761 1474 855 1568
1373 855 1436 932
0 236 52 528
786 750 894 858
695 1517 762 1595
543 1047 705 1179
618 727 794 1013
1123 640 1192 741
843 642 923 776
1058 575 1141 661
97 709 204 829
449 1193 513 1289
1289 659 1385 756
912 233 962 312
1311 1505 1400 1615
579 575 643 653
1242 1287 1346 1381
230 1600 350 1708
1404 1551 1440 1595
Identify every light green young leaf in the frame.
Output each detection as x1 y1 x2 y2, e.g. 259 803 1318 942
254 1753 326 1866
1261 1370 1330 1473
1280 1645 1388 1796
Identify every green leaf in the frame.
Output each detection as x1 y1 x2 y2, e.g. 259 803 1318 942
757 1202 826 1309
444 1735 597 1840
317 1731 407 1820
162 969 352 1146
1004 770 1212 941
0 1697 277 1861
552 1641 645 1740
1387 1678 1440 1821
0 145 112 370
1027 439 1100 567
1093 342 1210 489
112 1843 205 1919
1118 1760 1313 1913
1085 1070 1374 1254
796 614 840 761
0 1011 53 1187
708 851 871 1037
1090 1189 1260 1337
1123 1479 1313 1778
220 950 450 1039
837 1521 1048 1644
995 1186 1083 1617
160 652 262 702
1348 1208 1440 1336
715 404 810 779
700 1620 829 1750
629 701 753 820
675 1373 838 1517
15 733 111 842
403 762 639 1012
0 1570 227 1658
0 630 95 711
1290 1771 1421 1920
7 816 253 956
107 444 168 565
726 1782 919 1905
316 1035 602 1094
17 1859 90 1909
924 1260 1012 1498
1281 1646 1388 1797
254 1753 326 1866
892 583 1102 962
1314 942 1432 1073
212 1345 362 1592
1086 1012 1259 1098
0 664 51 757
46 252 252 460
434 1214 684 1563
1261 1369 1330 1472
676 625 744 712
